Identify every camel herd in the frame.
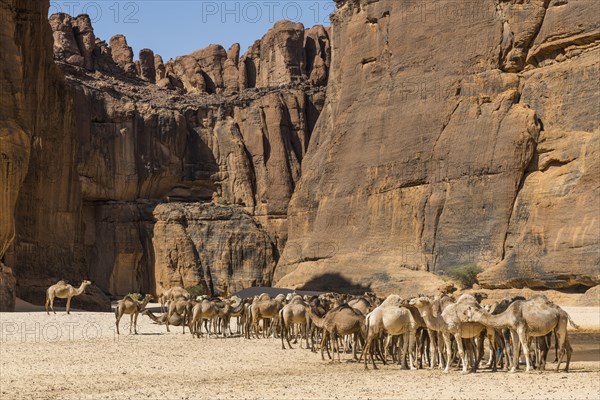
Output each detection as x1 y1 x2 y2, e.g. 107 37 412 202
46 280 579 373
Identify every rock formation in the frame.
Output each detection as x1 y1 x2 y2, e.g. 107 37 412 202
153 203 277 296
275 0 599 292
1 1 108 311
0 7 330 310
1 0 597 310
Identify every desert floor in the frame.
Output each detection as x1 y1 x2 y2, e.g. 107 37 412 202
1 302 599 400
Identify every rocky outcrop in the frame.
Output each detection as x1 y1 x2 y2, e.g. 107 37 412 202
51 15 331 95
275 0 599 292
153 203 276 296
2 10 329 303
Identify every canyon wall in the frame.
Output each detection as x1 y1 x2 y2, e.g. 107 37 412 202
0 0 89 310
275 0 599 294
1 9 329 309
1 0 597 310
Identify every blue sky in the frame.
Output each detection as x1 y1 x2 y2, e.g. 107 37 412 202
49 0 335 61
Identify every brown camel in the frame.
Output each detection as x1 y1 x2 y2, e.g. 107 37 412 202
361 296 424 370
142 309 185 326
464 295 577 372
157 281 189 312
409 294 491 373
279 295 309 349
165 298 193 334
45 280 92 315
250 293 283 338
115 294 153 334
409 296 453 371
190 298 222 337
441 294 493 373
306 304 365 362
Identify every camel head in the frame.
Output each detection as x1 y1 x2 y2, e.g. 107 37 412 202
144 294 154 302
82 280 92 286
408 296 430 308
472 292 488 303
463 305 483 323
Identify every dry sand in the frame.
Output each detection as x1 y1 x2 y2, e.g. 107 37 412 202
1 302 599 400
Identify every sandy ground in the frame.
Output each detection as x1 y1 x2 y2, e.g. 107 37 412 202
1 302 599 400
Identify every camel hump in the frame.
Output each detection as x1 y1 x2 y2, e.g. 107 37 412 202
257 293 271 301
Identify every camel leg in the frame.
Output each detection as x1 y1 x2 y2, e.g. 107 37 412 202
454 335 469 373
443 333 453 373
281 321 287 350
134 312 139 334
286 323 294 349
565 339 572 372
320 331 327 361
383 335 392 363
509 330 521 372
437 331 445 370
66 296 72 314
408 331 417 370
49 294 56 314
116 312 121 335
516 326 532 372
45 292 50 315
129 314 134 334
360 335 371 369
555 329 568 372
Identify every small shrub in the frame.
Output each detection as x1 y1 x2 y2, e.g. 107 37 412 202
445 264 483 289
127 293 143 301
186 284 208 298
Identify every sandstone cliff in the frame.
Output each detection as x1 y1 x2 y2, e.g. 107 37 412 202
1 9 329 309
1 0 597 311
275 0 599 293
0 0 94 311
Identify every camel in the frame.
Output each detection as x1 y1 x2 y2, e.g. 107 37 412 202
279 295 309 349
306 304 365 362
409 296 450 370
348 296 373 316
115 294 153 335
227 296 246 335
142 309 185 326
165 298 194 333
250 293 284 338
45 280 92 314
361 297 423 370
409 294 491 373
157 281 189 312
464 295 577 372
190 298 222 337
441 294 492 373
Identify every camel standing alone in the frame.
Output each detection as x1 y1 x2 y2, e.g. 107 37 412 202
115 294 153 334
45 280 92 315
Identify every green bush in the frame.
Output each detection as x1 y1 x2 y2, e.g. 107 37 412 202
186 284 208 298
445 264 483 289
127 293 143 301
